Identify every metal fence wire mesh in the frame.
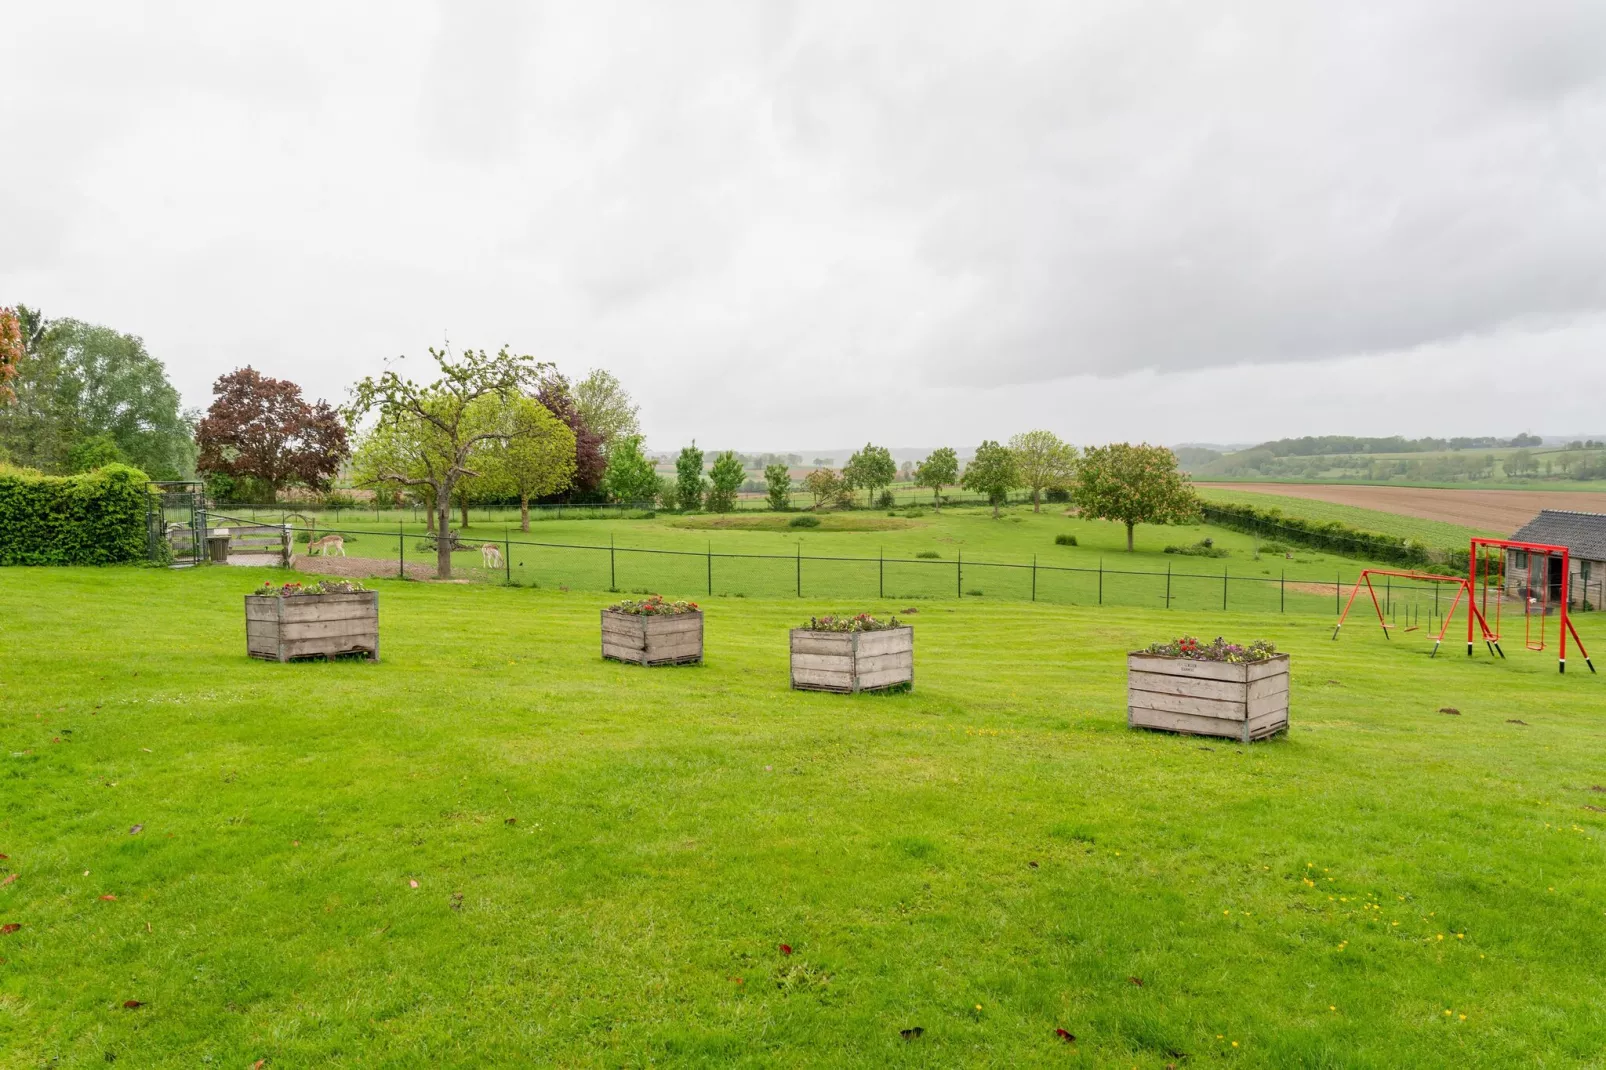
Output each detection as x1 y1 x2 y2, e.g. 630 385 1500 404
271 524 1606 618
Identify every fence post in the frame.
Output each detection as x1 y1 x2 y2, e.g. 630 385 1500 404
505 530 511 584
957 551 962 598
1166 562 1171 609
796 542 801 597
1336 572 1341 614
610 534 616 590
707 542 712 597
398 522 405 580
1281 570 1285 612
879 547 884 599
1099 557 1103 605
1032 554 1037 602
1223 565 1228 610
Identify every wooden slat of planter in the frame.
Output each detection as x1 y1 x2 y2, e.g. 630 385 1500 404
1126 687 1245 720
280 634 377 659
1247 673 1289 702
792 667 854 690
1246 657 1289 683
1247 691 1290 719
791 652 854 672
245 603 282 622
280 618 386 641
1127 670 1245 702
602 642 646 663
1248 709 1289 737
855 666 913 690
791 632 852 651
646 635 702 656
856 629 911 656
855 651 913 674
601 626 647 649
1128 655 1249 683
1128 706 1246 738
644 616 701 636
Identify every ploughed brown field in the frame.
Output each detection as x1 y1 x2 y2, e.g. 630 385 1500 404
1200 482 1606 533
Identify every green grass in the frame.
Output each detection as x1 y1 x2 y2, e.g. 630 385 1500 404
3 566 1606 1066
1196 487 1503 545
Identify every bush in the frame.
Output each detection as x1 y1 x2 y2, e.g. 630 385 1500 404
1202 503 1463 569
320 492 360 510
0 463 152 565
1164 539 1229 558
1054 533 1077 546
788 515 821 528
964 588 984 596
915 550 941 559
877 489 896 508
1045 487 1071 503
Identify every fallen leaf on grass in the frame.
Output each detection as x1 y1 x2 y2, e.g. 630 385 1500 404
0 873 15 887
1439 707 1461 716
1027 861 1039 869
99 894 117 901
252 1061 265 1069
408 879 418 889
121 1000 143 1010
1055 1028 1075 1042
1128 976 1144 987
1 924 19 934
128 825 143 836
0 854 7 860
1506 719 1528 725
900 1026 924 1039
778 943 792 955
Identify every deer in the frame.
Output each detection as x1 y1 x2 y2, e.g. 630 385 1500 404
307 534 345 557
481 543 504 569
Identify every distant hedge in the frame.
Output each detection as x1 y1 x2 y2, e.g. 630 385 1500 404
0 463 152 565
1202 502 1467 573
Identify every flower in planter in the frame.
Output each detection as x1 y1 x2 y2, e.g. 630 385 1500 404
253 580 367 597
801 613 903 633
608 594 700 615
1145 635 1276 663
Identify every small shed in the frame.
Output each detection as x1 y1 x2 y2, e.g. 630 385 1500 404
1507 510 1606 610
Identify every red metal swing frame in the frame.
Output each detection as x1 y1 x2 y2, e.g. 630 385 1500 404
1331 569 1478 657
1467 538 1594 674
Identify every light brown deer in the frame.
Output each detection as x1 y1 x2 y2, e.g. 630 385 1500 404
307 534 345 557
481 543 504 569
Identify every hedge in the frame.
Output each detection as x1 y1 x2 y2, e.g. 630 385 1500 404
0 463 153 565
1201 503 1468 573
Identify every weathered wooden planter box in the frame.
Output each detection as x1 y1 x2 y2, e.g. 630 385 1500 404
790 627 914 693
601 610 703 666
246 592 380 662
1127 653 1288 741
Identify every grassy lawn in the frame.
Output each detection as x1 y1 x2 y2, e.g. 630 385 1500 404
3 566 1605 1066
1195 488 1503 545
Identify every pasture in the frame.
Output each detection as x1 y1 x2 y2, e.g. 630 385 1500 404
3 566 1605 1066
1197 484 1606 535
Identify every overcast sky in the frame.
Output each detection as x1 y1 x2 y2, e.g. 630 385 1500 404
5 1 1605 451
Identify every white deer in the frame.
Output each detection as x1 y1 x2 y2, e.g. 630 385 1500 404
481 543 504 569
307 534 345 557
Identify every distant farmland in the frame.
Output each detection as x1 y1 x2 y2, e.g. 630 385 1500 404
1197 483 1606 537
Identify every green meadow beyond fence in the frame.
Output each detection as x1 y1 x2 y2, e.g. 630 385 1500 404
272 524 1606 622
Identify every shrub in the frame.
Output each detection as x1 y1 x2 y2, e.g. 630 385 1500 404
915 550 941 559
1259 541 1291 554
1045 487 1071 503
877 489 896 508
1164 540 1229 558
964 588 984 596
0 463 151 565
1054 533 1077 546
1202 503 1463 569
788 515 821 528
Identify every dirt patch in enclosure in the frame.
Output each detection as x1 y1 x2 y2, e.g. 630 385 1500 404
1199 483 1606 534
291 555 437 582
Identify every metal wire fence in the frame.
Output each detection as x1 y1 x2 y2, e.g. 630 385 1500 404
269 523 1606 621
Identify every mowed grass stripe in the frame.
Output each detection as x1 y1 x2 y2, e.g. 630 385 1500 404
1 567 1603 1066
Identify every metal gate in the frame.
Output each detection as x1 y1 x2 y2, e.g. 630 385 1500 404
147 480 207 567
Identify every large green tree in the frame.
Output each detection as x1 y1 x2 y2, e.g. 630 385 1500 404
1071 442 1199 551
844 443 896 506
960 441 1019 518
1009 430 1078 512
914 447 959 510
601 433 661 505
572 369 640 450
475 393 578 531
348 346 547 578
0 315 194 478
763 462 792 511
705 450 745 513
675 443 706 512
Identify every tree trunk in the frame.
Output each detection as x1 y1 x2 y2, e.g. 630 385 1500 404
520 494 530 533
932 486 940 512
436 491 453 579
424 505 435 536
460 498 470 531
992 496 1000 519
1032 489 1041 512
1126 521 1135 552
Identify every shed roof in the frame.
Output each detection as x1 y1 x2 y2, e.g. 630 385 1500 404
1510 510 1606 561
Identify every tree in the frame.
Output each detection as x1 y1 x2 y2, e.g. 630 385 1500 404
843 443 896 505
535 371 606 497
66 433 126 473
914 447 959 510
0 316 194 478
802 467 852 509
675 443 706 511
0 307 21 402
961 440 1019 518
348 346 547 578
195 367 350 497
476 393 578 530
1009 430 1078 512
764 462 792 510
706 450 745 512
1071 442 1199 551
601 433 661 505
572 369 640 449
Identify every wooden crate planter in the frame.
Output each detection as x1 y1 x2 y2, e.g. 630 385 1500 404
600 610 703 666
790 627 914 693
246 592 379 662
1127 653 1288 741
